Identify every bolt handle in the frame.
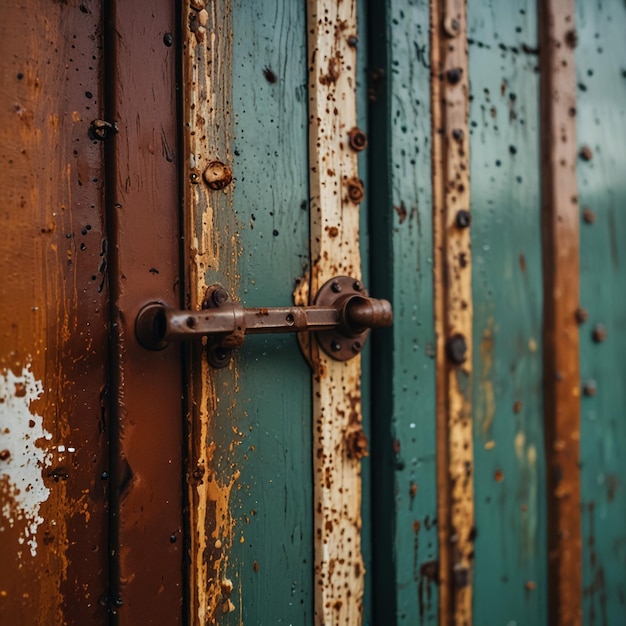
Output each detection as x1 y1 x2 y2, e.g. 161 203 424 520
135 276 392 366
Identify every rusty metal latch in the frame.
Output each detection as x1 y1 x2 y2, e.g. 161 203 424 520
135 276 392 367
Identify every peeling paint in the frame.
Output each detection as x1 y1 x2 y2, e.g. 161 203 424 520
0 364 52 557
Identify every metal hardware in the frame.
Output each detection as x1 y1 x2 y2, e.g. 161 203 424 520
135 276 392 366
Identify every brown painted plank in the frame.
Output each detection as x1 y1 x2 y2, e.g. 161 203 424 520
431 0 474 624
306 0 366 623
105 0 184 621
0 2 109 624
539 2 582 625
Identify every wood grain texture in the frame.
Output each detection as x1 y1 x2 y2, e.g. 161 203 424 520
431 0 474 623
575 1 626 624
105 0 184 621
538 2 582 624
468 1 548 623
0 2 108 624
307 0 366 623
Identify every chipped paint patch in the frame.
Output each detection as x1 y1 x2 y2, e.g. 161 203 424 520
0 364 52 556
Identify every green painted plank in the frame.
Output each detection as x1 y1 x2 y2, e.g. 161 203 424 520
467 1 548 623
576 1 626 623
215 3 313 623
369 0 439 623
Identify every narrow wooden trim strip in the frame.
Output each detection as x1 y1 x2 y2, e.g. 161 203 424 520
182 2 238 624
431 0 474 623
307 1 365 623
538 2 582 624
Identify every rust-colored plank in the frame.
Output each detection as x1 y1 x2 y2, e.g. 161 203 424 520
431 0 474 623
0 2 108 624
538 2 582 624
306 1 366 623
105 0 184 621
181 2 239 624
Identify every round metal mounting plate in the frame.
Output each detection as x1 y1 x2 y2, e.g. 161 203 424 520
314 275 370 361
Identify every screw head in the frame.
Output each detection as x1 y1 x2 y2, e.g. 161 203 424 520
446 333 468 364
331 281 342 293
348 127 368 152
331 340 342 352
455 210 472 229
352 280 362 292
211 288 230 306
592 324 607 343
351 341 362 354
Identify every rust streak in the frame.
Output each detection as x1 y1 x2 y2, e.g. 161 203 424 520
431 0 474 623
539 1 582 624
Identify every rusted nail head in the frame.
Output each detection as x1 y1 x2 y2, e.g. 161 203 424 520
452 128 464 142
163 32 174 47
443 16 460 38
347 178 365 204
169 533 177 543
212 288 230 306
579 145 593 161
348 127 368 152
446 67 463 85
455 209 472 229
592 324 607 343
565 29 578 49
446 333 468 364
574 307 588 324
583 380 597 397
203 161 233 190
347 35 358 48
582 207 595 224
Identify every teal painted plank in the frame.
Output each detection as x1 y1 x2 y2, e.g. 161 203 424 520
369 0 439 623
576 1 626 623
218 3 312 623
467 1 548 623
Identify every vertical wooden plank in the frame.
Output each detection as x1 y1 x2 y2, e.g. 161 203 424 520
575 1 626 623
0 2 109 624
181 2 237 622
307 1 366 623
106 0 184 621
431 0 474 623
368 0 439 623
538 1 582 625
467 2 548 624
183 0 315 624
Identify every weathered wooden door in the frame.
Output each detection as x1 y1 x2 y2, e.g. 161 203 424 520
2 0 626 625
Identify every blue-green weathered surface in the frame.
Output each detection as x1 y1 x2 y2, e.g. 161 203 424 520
369 0 439 623
468 1 548 623
576 1 626 623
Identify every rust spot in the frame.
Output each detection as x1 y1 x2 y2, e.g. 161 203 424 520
262 67 277 83
203 161 233 190
253 560 259 572
494 469 504 482
519 253 526 272
410 482 418 499
513 400 523 414
579 145 593 161
420 560 440 584
346 428 368 460
327 226 339 238
525 580 536 590
564 29 578 48
13 382 27 397
319 57 340 85
446 67 463 84
0 449 10 461
394 202 408 224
